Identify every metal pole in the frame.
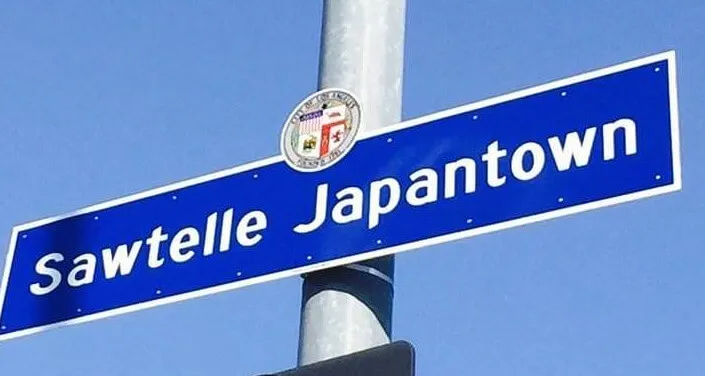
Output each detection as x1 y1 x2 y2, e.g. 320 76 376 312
297 0 407 366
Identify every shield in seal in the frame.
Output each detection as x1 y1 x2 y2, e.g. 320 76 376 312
280 88 362 172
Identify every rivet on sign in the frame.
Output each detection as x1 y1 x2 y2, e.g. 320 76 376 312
21 234 27 239
655 67 660 72
472 115 478 120
236 272 242 277
93 216 99 220
253 173 259 179
77 308 82 313
172 195 178 200
156 290 162 295
560 91 567 97
558 197 564 203
387 138 393 143
466 218 473 224
376 239 382 245
306 255 312 261
1 326 5 330
655 174 662 180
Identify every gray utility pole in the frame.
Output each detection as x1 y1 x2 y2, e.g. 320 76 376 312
297 0 407 367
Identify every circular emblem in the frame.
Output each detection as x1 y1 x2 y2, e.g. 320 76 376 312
280 88 362 172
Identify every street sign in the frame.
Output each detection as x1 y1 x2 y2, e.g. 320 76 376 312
257 340 415 376
0 51 680 342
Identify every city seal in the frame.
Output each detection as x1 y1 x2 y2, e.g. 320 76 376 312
280 88 362 172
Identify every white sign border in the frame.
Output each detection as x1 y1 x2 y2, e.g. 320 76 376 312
0 50 681 343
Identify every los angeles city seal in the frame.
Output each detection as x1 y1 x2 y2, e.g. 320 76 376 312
280 88 362 172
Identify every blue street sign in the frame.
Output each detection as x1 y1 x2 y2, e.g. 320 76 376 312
0 51 681 342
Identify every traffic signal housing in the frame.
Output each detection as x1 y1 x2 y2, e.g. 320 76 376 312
258 340 415 376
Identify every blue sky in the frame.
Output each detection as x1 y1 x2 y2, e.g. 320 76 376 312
1 1 704 375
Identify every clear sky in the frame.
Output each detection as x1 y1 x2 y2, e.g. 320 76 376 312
1 1 704 375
